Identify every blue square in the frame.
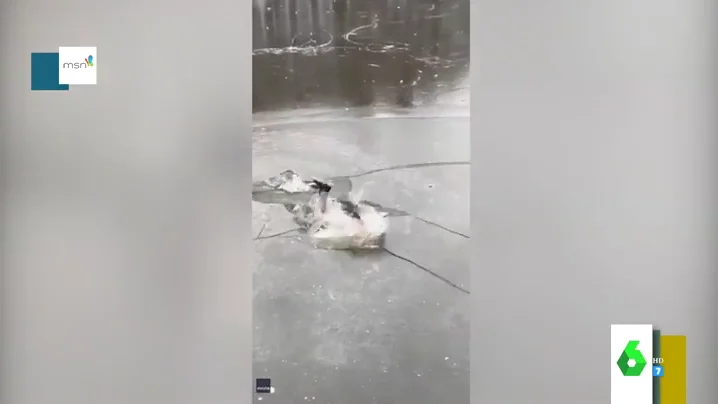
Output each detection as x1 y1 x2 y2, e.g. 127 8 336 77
653 365 664 377
31 53 69 91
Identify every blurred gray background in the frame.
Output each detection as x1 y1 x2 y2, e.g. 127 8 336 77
1 1 252 403
472 0 717 403
0 0 715 404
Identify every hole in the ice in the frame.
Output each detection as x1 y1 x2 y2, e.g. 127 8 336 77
252 166 471 294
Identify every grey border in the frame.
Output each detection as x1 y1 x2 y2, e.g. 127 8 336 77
0 1 252 403
471 0 716 402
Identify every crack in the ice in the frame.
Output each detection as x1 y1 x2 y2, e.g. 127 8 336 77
359 203 468 239
332 161 471 238
253 230 469 294
255 223 267 239
413 216 469 239
254 227 302 240
382 247 470 295
253 161 470 293
334 161 470 179
253 226 468 294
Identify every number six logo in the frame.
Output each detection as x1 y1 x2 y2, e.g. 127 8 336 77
617 340 648 376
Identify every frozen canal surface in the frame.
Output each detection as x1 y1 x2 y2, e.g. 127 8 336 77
252 107 469 404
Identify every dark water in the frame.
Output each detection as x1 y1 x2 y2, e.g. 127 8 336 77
252 0 470 111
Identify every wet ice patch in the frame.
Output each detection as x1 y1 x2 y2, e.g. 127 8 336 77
252 169 315 205
252 169 353 205
253 170 390 250
308 200 389 250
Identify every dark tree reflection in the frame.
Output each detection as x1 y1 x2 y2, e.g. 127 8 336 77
252 0 470 112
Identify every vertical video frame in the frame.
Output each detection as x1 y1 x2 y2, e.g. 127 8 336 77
252 0 470 402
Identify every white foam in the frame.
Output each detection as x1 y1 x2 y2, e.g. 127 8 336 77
309 200 388 249
278 176 312 192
